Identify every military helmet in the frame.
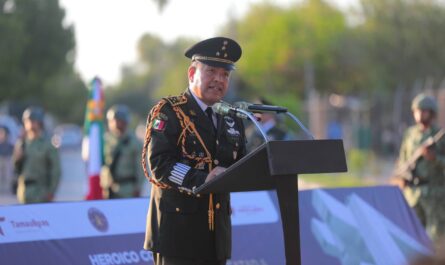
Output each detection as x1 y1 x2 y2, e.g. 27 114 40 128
411 94 438 113
106 104 130 123
22 106 45 122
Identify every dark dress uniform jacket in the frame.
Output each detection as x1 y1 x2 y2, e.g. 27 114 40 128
144 89 246 260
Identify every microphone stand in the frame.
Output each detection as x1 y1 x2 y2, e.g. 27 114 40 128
236 107 316 265
284 112 315 140
236 109 269 142
233 104 315 141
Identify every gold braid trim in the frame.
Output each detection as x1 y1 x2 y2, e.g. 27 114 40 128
141 100 170 189
171 105 215 231
142 97 216 231
172 106 212 167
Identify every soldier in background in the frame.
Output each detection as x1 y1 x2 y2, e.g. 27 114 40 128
101 104 144 199
396 93 445 242
0 125 13 194
12 107 61 203
245 98 289 152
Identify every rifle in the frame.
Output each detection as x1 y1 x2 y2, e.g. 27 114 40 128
392 128 445 184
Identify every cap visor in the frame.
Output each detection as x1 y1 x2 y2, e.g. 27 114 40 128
198 59 235 71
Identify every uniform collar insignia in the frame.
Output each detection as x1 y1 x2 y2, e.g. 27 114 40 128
224 116 235 127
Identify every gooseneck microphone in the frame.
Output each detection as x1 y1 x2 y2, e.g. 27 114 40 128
212 102 249 119
233 101 288 113
214 101 314 140
213 101 269 141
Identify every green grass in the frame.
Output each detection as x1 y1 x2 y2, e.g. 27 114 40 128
300 173 377 188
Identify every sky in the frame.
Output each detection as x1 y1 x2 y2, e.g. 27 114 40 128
59 0 355 86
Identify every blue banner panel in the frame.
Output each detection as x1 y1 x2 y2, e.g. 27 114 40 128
300 186 432 265
0 234 153 265
0 186 432 265
230 191 285 264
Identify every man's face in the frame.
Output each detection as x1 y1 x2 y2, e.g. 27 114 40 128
23 119 41 133
413 109 434 126
108 118 127 136
188 62 231 106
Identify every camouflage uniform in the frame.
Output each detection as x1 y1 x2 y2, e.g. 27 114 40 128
14 135 61 203
102 131 144 198
398 95 445 241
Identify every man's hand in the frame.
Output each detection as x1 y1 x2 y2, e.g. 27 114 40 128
422 146 436 161
389 176 406 189
205 166 226 183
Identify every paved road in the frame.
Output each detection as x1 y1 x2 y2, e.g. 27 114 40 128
0 147 151 205
0 147 395 206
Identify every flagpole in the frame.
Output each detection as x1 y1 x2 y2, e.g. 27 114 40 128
83 77 105 200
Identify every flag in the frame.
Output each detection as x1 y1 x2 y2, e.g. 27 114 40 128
82 77 105 200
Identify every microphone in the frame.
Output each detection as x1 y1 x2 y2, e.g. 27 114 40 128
233 101 288 113
212 102 249 119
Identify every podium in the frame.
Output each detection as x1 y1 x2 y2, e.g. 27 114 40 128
194 139 347 265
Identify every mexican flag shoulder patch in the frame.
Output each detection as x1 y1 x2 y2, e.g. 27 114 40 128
152 117 167 132
152 113 168 132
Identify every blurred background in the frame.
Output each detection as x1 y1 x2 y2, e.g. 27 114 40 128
2 0 445 203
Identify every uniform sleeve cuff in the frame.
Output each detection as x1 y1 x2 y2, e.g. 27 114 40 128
168 163 191 186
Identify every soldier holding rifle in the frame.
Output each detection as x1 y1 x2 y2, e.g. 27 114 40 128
395 93 445 241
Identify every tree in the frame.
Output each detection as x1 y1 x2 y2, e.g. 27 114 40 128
236 0 349 97
358 0 445 91
0 0 85 123
108 34 194 117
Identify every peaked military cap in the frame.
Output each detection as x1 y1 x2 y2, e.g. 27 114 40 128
411 93 438 113
107 104 130 123
22 106 45 122
185 37 242 70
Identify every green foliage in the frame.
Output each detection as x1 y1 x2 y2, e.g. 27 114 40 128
237 0 348 97
300 173 375 187
43 70 87 124
348 148 371 174
109 35 194 117
0 0 84 123
300 149 380 187
110 0 445 127
358 0 445 89
154 38 194 98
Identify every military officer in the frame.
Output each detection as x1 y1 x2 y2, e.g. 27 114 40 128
102 104 145 199
13 107 61 203
142 37 246 265
397 93 445 241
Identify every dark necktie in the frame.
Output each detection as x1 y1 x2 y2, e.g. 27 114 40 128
205 107 216 132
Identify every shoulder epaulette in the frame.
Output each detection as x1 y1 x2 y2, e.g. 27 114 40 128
163 94 188 106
